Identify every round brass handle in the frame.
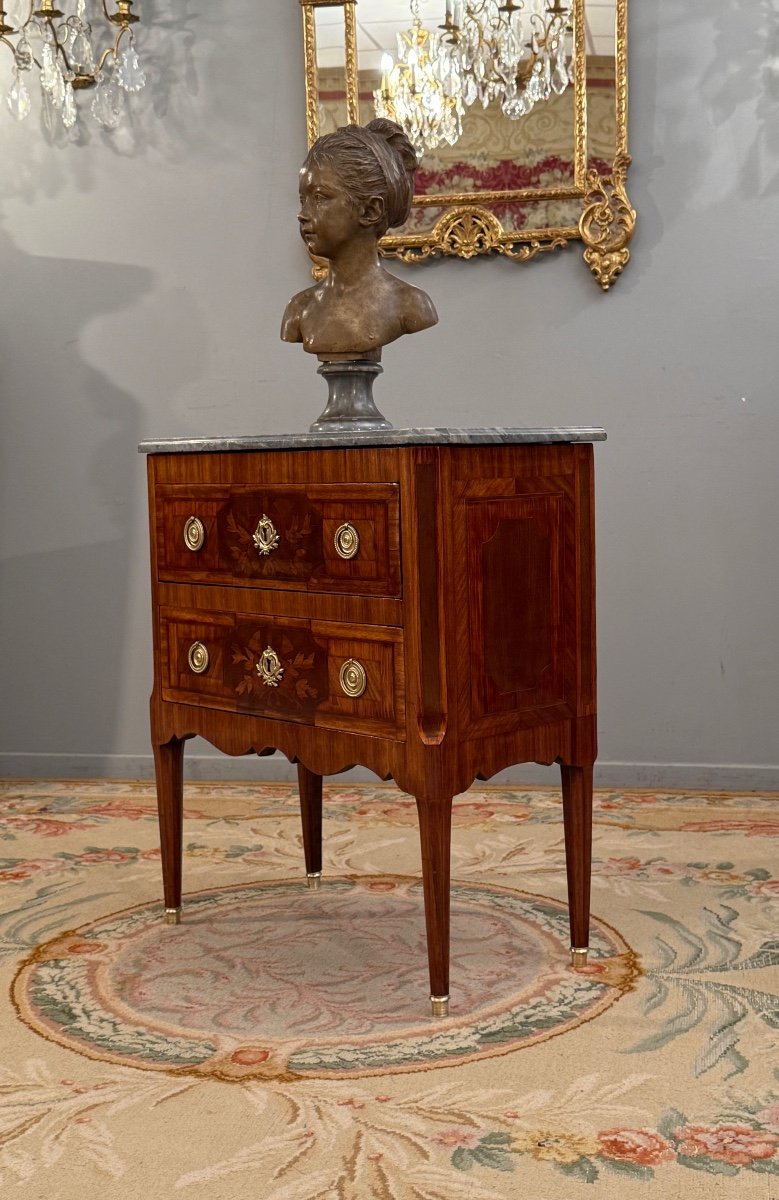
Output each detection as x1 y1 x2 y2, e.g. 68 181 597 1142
187 641 209 674
252 514 280 556
339 658 367 698
334 522 360 560
256 645 284 687
183 515 205 552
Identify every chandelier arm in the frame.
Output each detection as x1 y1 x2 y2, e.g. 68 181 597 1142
528 11 545 37
50 29 78 75
32 8 77 74
97 22 130 72
0 34 16 54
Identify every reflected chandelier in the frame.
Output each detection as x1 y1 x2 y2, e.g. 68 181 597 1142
438 0 573 119
374 0 465 156
375 0 573 155
0 0 145 132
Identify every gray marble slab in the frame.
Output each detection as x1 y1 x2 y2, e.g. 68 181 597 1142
139 427 606 454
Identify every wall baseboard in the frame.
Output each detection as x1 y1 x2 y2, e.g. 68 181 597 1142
1 752 777 792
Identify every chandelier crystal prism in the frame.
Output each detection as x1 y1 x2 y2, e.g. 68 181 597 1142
374 0 465 156
0 0 145 131
374 0 574 156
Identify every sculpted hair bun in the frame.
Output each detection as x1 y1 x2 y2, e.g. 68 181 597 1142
365 118 418 179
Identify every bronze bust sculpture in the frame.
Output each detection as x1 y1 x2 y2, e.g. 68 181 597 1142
282 118 438 359
281 119 438 431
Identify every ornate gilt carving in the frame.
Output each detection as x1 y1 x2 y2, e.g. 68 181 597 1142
252 514 280 556
615 0 629 157
300 3 318 150
572 0 587 189
579 153 636 290
257 646 285 687
435 207 499 260
381 205 572 264
342 0 358 125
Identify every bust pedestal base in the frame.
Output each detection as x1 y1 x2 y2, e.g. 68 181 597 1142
310 360 390 432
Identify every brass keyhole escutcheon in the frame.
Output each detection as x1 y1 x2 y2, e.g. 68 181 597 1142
183 515 205 552
253 514 280 556
257 646 284 687
187 641 209 674
339 658 367 698
334 522 360 560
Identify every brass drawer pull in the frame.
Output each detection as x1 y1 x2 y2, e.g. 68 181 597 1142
253 514 280 556
183 515 205 552
339 658 367 698
334 522 360 559
187 641 209 674
257 645 284 687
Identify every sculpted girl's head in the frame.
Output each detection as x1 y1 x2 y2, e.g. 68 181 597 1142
283 117 437 362
302 118 418 237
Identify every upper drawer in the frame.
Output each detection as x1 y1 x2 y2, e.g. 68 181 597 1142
154 483 401 597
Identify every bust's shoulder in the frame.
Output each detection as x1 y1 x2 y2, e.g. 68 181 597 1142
388 275 438 333
281 284 320 342
283 283 320 316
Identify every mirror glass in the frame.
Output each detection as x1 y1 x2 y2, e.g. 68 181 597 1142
303 1 633 287
315 5 351 130
313 1 616 236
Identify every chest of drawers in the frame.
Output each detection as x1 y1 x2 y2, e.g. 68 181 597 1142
141 429 604 1016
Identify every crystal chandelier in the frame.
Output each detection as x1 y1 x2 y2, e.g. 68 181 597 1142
0 0 146 132
437 0 573 120
374 0 573 154
374 0 465 156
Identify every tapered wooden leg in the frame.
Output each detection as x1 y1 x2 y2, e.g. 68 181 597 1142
297 763 323 889
415 792 453 1016
560 763 593 966
153 737 184 924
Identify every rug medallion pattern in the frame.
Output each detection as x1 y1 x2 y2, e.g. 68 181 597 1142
0 781 778 1197
13 876 634 1080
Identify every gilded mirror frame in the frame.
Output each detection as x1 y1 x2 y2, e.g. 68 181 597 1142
298 0 634 289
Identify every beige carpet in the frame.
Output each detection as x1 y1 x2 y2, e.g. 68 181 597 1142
1 779 778 1197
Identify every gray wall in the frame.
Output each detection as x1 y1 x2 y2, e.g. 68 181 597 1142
1 2 777 789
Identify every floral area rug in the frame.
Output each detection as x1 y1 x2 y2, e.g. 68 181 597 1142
1 779 778 1198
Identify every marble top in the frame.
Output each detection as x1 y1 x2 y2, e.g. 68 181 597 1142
139 427 607 454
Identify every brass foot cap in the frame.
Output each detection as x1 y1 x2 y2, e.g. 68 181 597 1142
430 994 450 1018
306 872 322 890
571 947 589 968
164 907 181 926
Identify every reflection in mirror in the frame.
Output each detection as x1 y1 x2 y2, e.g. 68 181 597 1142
317 1 615 234
315 5 351 130
303 1 633 287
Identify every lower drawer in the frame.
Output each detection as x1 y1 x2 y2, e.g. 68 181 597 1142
159 606 405 739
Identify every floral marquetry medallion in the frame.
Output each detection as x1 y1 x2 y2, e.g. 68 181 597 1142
13 877 636 1081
